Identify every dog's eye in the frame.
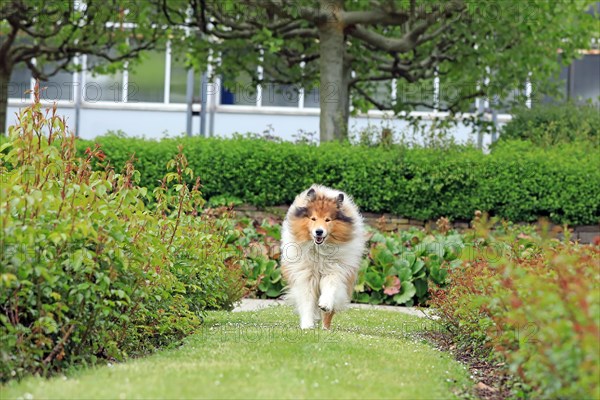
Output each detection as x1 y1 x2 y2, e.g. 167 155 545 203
311 217 316 221
325 218 331 222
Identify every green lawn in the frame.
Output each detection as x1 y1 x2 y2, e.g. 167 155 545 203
2 306 472 399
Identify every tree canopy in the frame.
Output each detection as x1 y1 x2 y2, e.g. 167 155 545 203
2 1 596 140
165 0 596 141
0 0 165 132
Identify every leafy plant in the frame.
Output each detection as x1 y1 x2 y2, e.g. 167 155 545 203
242 257 284 299
353 227 463 306
429 216 600 398
0 85 244 381
230 218 284 299
233 216 465 306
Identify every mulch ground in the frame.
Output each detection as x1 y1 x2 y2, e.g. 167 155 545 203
422 330 517 400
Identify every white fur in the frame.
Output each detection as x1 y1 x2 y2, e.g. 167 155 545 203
281 185 366 329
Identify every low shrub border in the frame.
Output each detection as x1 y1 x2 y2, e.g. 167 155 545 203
0 89 244 381
498 102 599 146
78 135 600 226
429 216 600 399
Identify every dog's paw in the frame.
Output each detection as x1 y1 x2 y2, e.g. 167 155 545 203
318 298 333 313
300 321 315 330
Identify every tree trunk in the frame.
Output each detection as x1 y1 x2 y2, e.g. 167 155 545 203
0 65 11 136
341 57 351 138
318 0 348 142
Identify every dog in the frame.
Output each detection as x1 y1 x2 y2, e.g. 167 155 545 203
281 185 365 330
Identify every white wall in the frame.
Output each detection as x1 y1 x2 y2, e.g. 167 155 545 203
6 100 500 148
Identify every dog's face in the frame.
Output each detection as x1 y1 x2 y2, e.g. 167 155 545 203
291 188 354 245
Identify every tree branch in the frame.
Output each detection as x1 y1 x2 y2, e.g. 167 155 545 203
349 20 431 53
348 0 465 53
342 9 409 26
350 74 395 85
25 58 48 80
353 84 392 110
254 0 330 24
416 14 461 46
281 28 319 39
0 23 19 64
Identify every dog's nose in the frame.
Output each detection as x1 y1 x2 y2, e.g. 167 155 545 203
315 229 324 236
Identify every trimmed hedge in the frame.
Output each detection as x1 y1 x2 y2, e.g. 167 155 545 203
78 135 600 225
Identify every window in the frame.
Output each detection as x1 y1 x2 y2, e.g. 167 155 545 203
169 58 190 104
396 79 435 112
85 71 123 103
261 83 300 107
220 71 257 106
86 55 124 102
7 63 31 100
573 54 600 104
303 86 320 108
128 49 166 103
541 53 599 106
41 63 75 102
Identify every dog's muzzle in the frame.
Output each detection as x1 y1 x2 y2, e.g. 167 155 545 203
314 229 326 245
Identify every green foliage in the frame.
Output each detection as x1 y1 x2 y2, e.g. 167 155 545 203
0 92 244 381
171 1 595 117
0 1 165 132
231 218 284 299
499 102 600 146
82 136 600 225
429 217 600 398
353 228 462 306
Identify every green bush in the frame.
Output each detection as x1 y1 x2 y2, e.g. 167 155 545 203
80 135 600 226
430 218 600 398
0 93 244 381
499 102 600 146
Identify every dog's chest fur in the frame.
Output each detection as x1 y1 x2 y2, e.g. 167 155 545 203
301 243 352 275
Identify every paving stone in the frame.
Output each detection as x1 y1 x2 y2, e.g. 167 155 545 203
233 298 435 319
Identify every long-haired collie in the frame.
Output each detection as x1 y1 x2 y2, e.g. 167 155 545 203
281 185 365 329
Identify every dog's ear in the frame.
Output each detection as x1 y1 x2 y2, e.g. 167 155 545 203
307 188 316 201
336 193 344 208
294 206 308 218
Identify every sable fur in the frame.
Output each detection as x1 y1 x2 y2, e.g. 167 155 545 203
281 184 366 329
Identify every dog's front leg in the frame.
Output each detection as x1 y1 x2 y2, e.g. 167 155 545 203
318 275 337 313
318 274 349 313
289 272 319 329
298 299 317 330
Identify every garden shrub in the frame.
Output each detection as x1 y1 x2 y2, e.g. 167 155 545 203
429 217 600 398
499 102 600 146
81 135 600 225
0 89 244 381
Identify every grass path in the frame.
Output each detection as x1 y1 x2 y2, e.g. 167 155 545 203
2 306 472 399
